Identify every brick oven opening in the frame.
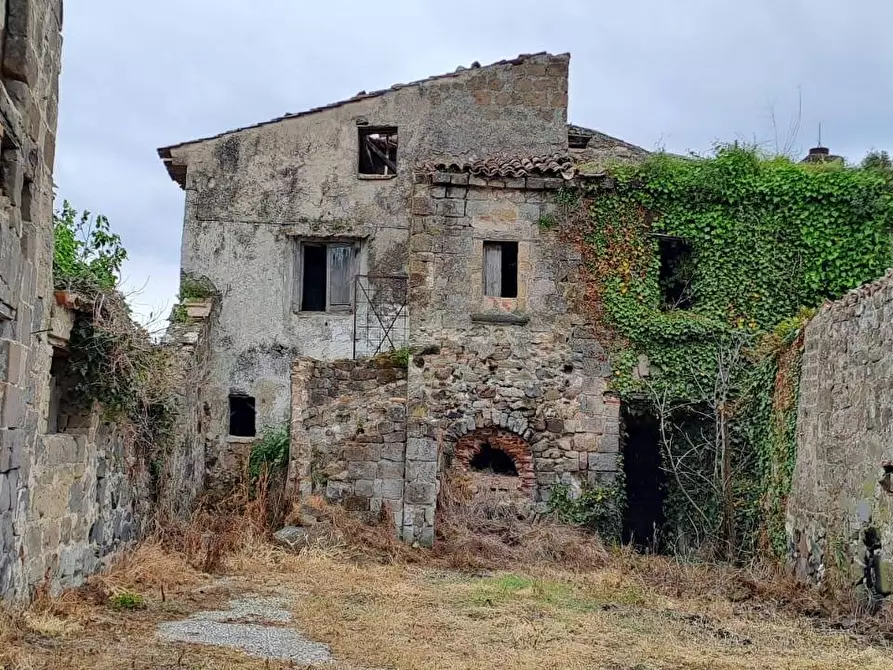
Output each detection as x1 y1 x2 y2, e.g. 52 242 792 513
622 405 665 552
470 443 518 476
455 427 534 496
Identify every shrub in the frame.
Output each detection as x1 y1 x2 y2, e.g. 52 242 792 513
248 424 290 481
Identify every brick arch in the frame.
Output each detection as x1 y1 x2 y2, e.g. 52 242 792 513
454 427 535 492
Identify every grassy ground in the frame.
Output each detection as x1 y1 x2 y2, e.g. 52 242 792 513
2 533 892 670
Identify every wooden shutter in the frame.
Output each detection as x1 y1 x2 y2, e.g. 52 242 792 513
328 244 353 308
483 243 502 297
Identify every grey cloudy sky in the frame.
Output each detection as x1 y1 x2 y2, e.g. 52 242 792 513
55 1 893 325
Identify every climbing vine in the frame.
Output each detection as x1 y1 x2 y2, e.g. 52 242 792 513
561 145 893 558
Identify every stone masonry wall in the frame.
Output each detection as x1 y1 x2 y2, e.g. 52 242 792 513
403 174 620 545
0 0 64 600
13 301 151 597
788 270 893 590
289 357 407 528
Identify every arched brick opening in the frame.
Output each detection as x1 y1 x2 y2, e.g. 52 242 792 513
454 427 535 493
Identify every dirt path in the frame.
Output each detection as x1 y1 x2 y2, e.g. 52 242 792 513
3 541 892 669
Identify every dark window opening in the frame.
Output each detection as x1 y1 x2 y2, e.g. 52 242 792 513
228 394 256 437
297 241 357 312
656 235 694 310
301 244 327 311
47 348 67 434
568 134 591 150
21 178 32 222
470 443 518 476
483 241 518 298
622 406 665 552
358 126 398 175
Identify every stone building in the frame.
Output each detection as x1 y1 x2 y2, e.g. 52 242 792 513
159 53 648 543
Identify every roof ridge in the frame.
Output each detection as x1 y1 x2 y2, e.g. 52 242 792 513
158 52 565 160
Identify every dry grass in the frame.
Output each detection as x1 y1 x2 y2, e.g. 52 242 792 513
3 484 893 669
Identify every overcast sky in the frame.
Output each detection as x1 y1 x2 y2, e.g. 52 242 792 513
55 1 893 326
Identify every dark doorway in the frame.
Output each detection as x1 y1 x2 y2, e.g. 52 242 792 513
622 406 665 551
470 443 518 476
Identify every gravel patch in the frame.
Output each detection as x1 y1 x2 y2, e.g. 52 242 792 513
158 596 331 664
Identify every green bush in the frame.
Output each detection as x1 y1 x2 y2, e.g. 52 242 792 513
53 200 126 292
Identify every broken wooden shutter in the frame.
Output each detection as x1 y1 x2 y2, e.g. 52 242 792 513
483 243 502 297
328 244 353 308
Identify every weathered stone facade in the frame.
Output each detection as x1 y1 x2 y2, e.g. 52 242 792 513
0 0 66 600
788 270 893 591
399 173 620 544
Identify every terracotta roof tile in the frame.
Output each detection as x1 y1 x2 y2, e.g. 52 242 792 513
419 152 576 179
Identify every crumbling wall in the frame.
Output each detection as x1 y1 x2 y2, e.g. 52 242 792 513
159 299 214 514
403 173 619 545
289 357 407 527
788 270 893 590
0 0 64 600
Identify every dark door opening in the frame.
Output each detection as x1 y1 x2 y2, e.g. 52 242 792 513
470 443 518 476
622 406 665 551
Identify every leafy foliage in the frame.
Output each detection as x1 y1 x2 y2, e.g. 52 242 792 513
53 201 127 292
108 591 146 610
548 483 625 544
248 424 290 481
562 145 893 557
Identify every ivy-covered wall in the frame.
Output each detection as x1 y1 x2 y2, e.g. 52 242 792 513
558 146 893 558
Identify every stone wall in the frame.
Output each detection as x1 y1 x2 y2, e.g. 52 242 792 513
158 53 570 486
788 270 893 589
0 0 64 600
402 173 620 545
159 298 215 515
289 357 407 527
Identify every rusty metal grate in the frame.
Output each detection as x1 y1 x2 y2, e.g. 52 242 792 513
353 274 409 359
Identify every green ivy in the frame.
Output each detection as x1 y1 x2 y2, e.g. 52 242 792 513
564 145 893 557
548 483 625 544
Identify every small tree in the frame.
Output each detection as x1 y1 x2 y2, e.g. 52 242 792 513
53 200 127 292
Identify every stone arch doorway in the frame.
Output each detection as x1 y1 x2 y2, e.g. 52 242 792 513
454 427 535 495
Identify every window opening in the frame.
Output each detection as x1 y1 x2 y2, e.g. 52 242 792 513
298 241 357 312
568 133 591 149
470 443 518 476
483 241 518 298
655 235 694 310
228 394 256 437
358 126 398 175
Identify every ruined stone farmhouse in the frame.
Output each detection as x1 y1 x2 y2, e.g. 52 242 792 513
158 53 649 544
